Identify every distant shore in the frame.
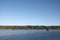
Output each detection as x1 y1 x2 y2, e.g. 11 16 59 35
0 26 60 30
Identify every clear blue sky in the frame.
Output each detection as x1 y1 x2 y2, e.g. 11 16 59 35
0 0 60 26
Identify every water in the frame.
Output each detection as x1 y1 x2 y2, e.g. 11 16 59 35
0 30 60 40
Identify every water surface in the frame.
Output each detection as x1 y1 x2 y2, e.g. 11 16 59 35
0 30 60 40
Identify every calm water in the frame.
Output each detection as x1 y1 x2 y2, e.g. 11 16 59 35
0 30 60 40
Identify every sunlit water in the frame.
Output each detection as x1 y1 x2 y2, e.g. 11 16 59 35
0 30 60 40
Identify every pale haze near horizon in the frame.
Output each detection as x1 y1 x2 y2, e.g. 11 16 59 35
0 0 60 26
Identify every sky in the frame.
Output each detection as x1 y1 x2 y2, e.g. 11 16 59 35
0 0 60 26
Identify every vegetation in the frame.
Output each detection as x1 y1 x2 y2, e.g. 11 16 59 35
0 25 60 30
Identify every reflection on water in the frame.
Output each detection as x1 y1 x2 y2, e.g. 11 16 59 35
0 30 60 40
